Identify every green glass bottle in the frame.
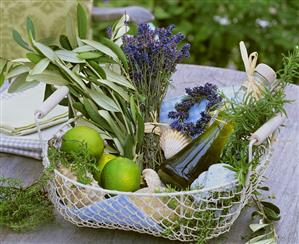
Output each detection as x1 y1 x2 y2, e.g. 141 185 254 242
158 119 234 189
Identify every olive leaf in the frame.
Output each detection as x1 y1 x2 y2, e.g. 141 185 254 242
99 79 129 101
82 39 118 61
249 223 270 232
26 52 43 64
30 58 50 75
77 52 102 60
26 17 36 39
8 73 39 93
59 35 72 50
32 39 58 62
88 87 120 112
103 67 135 90
77 3 88 39
27 70 69 86
99 110 125 144
12 29 32 51
100 37 128 71
65 15 77 48
88 60 106 79
6 66 30 79
55 50 85 63
82 98 112 132
73 45 96 53
123 135 134 159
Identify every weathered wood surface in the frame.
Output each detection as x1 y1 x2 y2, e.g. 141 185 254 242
1 64 298 244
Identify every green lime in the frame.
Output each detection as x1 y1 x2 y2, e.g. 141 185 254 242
94 153 116 182
61 126 104 160
101 157 141 192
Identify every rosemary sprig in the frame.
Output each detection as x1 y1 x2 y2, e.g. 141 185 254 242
0 167 54 232
48 142 97 185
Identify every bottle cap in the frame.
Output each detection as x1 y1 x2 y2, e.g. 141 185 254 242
255 63 276 83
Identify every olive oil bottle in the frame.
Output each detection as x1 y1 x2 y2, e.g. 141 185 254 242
158 119 234 188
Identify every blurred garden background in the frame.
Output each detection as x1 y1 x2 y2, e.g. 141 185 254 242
93 0 299 79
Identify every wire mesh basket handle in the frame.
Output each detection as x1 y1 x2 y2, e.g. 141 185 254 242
34 86 69 159
245 113 286 187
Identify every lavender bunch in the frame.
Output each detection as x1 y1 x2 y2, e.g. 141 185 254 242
123 24 190 121
168 83 223 137
123 24 190 169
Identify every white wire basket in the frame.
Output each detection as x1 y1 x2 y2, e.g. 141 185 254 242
34 86 284 242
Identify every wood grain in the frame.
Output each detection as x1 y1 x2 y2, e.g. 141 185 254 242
1 64 298 244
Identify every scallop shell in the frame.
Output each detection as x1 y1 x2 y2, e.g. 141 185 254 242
55 165 104 208
160 129 191 159
131 169 175 221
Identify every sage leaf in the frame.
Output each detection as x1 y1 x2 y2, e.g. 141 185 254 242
8 73 39 93
12 29 32 51
27 70 68 85
89 88 120 112
30 58 50 75
55 50 85 63
77 3 88 39
82 39 118 60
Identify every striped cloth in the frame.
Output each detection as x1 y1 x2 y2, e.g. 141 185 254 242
0 81 65 159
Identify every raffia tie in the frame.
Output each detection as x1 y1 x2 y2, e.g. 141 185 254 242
240 41 263 100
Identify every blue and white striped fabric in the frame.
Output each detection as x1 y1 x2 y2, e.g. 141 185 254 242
63 195 163 233
160 95 208 125
159 86 240 126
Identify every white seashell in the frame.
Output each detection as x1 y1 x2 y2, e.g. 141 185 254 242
160 129 191 159
142 168 164 189
55 165 104 208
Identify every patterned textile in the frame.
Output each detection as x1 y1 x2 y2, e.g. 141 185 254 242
160 95 207 125
0 0 92 59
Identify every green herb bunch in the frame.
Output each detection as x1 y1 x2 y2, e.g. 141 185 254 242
2 4 144 160
221 46 299 243
0 167 54 232
48 142 97 185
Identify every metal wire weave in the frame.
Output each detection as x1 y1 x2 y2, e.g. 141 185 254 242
42 123 272 242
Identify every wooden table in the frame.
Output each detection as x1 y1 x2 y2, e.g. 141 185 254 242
1 64 298 244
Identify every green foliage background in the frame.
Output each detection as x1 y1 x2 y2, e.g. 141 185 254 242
93 0 299 80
